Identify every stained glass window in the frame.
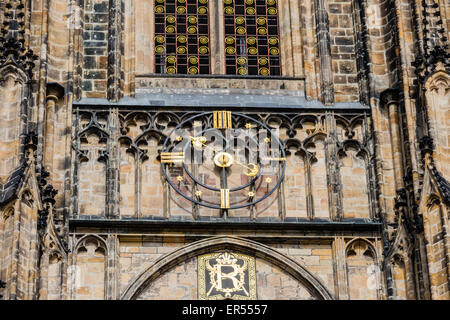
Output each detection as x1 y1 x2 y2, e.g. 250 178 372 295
224 0 281 76
154 0 211 74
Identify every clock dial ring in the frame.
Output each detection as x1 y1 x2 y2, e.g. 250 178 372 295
161 111 286 210
181 128 265 192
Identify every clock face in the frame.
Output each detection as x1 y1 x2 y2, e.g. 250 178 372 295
160 111 286 210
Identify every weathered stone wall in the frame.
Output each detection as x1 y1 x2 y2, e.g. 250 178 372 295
310 138 331 218
47 256 63 300
118 238 336 300
327 0 360 102
0 209 15 299
134 0 153 75
78 139 107 217
135 257 315 300
140 141 166 217
82 0 109 98
255 258 314 299
284 153 308 218
391 258 407 299
268 242 336 292
423 203 450 299
339 148 370 219
137 257 198 300
118 144 136 217
15 199 39 300
73 237 107 300
346 239 378 299
0 75 23 180
0 187 41 300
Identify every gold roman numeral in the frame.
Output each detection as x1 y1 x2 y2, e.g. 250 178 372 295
221 189 230 209
161 152 184 164
213 111 232 129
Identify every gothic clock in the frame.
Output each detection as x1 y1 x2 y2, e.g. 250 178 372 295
160 111 286 212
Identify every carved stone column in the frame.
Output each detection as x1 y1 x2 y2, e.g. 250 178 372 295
325 113 342 220
405 257 418 300
381 88 405 191
106 234 119 300
107 108 120 218
314 0 334 104
333 236 349 299
107 0 124 101
38 251 49 300
43 96 57 176
43 83 65 181
384 259 395 299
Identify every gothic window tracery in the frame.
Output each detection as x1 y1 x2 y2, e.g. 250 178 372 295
75 111 110 217
224 0 281 76
154 0 211 74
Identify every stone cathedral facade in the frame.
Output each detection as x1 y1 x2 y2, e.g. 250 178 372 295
0 0 448 301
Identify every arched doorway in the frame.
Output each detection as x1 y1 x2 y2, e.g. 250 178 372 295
121 236 333 300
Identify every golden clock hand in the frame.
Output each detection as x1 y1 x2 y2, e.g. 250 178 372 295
190 136 222 153
233 159 260 177
233 158 254 171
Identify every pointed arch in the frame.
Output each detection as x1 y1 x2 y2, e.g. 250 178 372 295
425 66 450 93
0 64 28 180
345 238 380 299
120 236 333 300
390 254 408 300
74 234 108 253
73 234 107 300
338 141 372 219
345 237 378 260
0 64 28 84
424 66 450 178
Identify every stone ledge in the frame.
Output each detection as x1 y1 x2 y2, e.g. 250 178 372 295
74 95 370 110
135 74 305 92
69 217 382 233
